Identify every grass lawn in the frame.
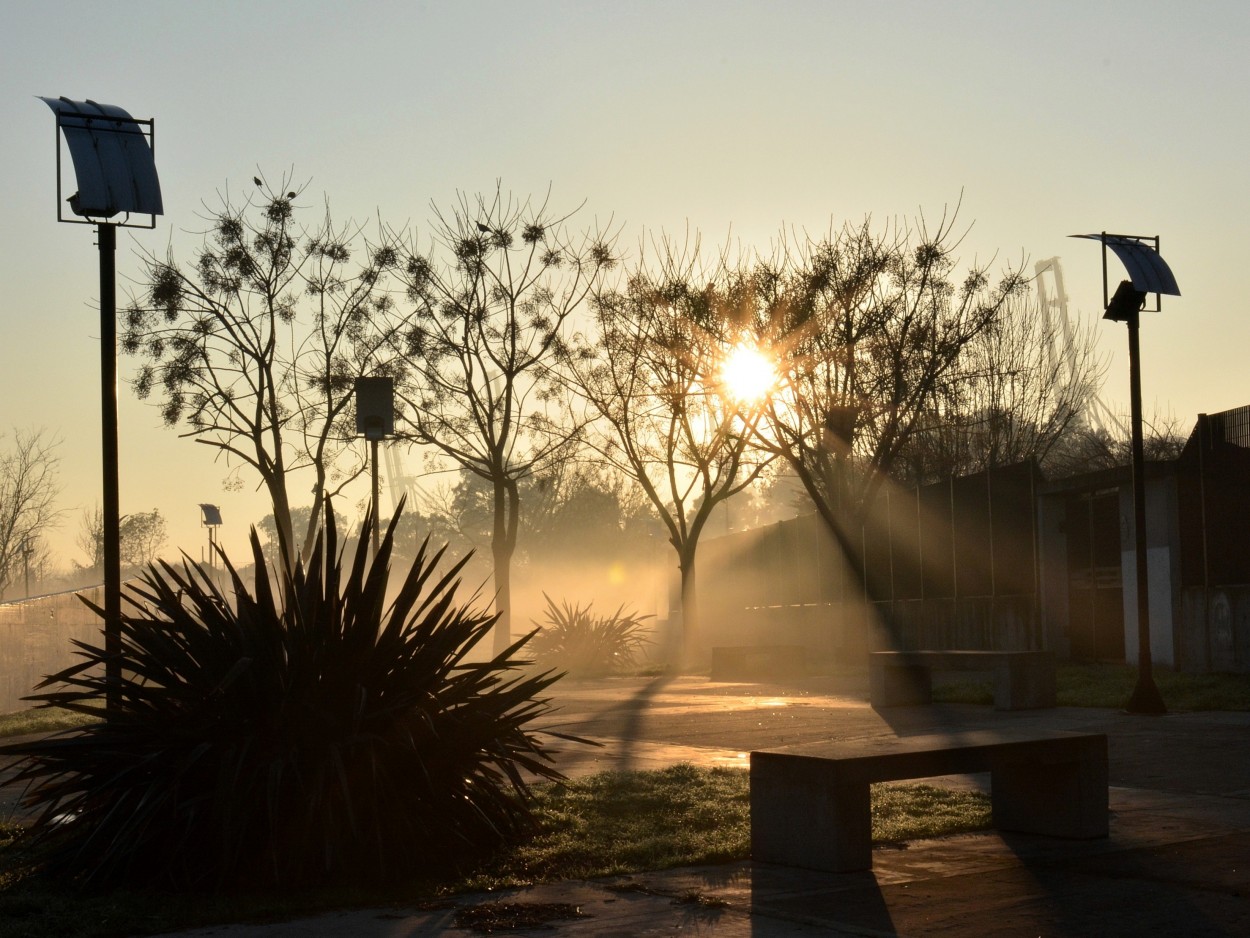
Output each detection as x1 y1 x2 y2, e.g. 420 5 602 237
0 764 989 938
0 708 100 739
932 662 1250 710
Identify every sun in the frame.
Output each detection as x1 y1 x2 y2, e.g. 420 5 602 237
719 343 778 404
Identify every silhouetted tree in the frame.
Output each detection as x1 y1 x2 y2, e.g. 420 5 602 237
76 505 104 574
0 428 61 599
521 462 654 564
750 208 1029 551
17 537 54 597
380 501 466 565
256 504 347 555
389 188 617 653
78 506 169 572
892 290 1107 482
1044 413 1188 478
120 510 168 568
122 173 407 573
410 463 651 578
416 468 496 558
569 237 776 660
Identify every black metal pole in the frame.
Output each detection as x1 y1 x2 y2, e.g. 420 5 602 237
99 223 122 714
371 437 381 558
1125 308 1166 714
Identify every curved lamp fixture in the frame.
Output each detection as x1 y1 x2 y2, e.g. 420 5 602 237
40 96 162 224
1070 232 1180 301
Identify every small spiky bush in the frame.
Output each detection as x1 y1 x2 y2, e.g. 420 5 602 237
0 509 566 891
528 594 653 678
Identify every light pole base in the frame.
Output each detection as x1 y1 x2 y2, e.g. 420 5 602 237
1124 675 1167 715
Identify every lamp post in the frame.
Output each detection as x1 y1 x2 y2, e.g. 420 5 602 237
41 97 162 713
355 377 395 557
22 538 34 599
1071 233 1180 715
199 504 223 571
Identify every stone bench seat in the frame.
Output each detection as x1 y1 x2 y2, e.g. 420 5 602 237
869 650 1057 710
751 729 1108 872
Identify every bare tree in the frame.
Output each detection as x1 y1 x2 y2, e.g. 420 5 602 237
751 209 1029 551
892 291 1107 482
122 174 408 571
390 188 617 653
0 428 62 599
77 504 105 573
520 461 649 564
78 506 169 571
1045 413 1188 478
411 460 649 569
569 238 776 661
119 509 168 568
18 537 54 597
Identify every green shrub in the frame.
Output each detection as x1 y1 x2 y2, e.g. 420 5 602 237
0 508 567 891
528 594 652 677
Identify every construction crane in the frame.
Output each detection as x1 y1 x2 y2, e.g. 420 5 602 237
1033 256 1126 437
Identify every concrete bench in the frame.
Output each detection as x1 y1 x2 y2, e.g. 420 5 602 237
751 729 1107 872
710 644 809 682
869 650 1056 710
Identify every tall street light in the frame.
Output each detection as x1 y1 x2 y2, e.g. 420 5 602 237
41 97 163 712
1071 233 1180 715
355 376 395 557
199 503 223 572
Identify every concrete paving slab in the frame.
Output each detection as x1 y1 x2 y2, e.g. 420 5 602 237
149 877 845 937
10 673 1250 936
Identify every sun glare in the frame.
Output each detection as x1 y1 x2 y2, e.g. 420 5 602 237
719 343 777 404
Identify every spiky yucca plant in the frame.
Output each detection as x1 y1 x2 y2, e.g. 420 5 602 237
1 508 566 890
528 594 653 678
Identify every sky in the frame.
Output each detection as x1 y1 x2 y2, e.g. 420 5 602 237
3 0 1249 573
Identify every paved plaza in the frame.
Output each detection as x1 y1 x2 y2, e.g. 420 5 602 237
6 673 1250 936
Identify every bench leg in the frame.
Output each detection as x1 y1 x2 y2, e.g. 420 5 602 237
990 739 1109 838
870 664 932 708
751 754 873 872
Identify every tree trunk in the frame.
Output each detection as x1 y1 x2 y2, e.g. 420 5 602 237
491 537 513 655
265 474 297 577
302 487 325 566
678 541 700 668
490 476 520 656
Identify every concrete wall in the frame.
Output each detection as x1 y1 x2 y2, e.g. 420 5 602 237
700 593 1038 667
1117 474 1182 669
1037 465 1183 668
1178 586 1250 673
1036 490 1071 657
